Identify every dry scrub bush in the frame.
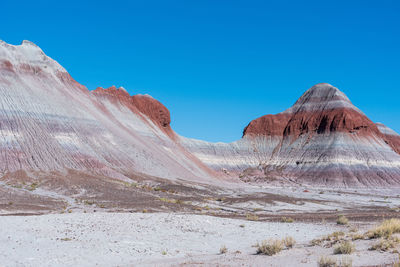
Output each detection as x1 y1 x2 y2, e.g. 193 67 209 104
334 241 355 255
366 218 400 239
280 217 294 223
219 245 227 254
369 237 400 251
337 215 349 225
283 236 296 248
246 214 259 221
394 255 400 267
339 257 353 267
256 236 296 255
350 233 364 241
311 232 345 247
256 239 284 256
319 256 353 267
311 238 323 246
318 256 337 267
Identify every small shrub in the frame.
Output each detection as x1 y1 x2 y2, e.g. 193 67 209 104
369 237 399 251
246 214 259 221
367 218 400 239
339 256 353 267
318 255 337 267
83 200 94 205
283 236 296 248
280 217 294 223
337 215 349 225
256 239 284 256
162 250 167 255
60 237 72 241
394 255 400 267
351 233 364 241
219 245 227 254
325 231 345 242
311 238 323 246
334 241 355 255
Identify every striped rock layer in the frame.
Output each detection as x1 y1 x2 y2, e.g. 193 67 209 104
0 40 399 187
181 84 400 187
0 40 215 184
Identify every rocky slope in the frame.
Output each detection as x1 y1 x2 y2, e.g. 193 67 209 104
0 40 399 188
0 40 216 186
181 84 400 187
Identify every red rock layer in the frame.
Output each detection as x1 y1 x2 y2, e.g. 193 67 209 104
242 84 400 156
243 108 379 138
92 86 174 137
243 113 290 137
382 134 400 155
283 108 379 137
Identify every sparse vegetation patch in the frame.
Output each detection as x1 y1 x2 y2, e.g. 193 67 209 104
280 217 294 223
219 245 227 254
246 214 259 221
337 215 349 225
256 239 284 256
334 241 355 255
366 218 400 239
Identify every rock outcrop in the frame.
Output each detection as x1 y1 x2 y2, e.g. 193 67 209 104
1 40 399 187
182 84 400 187
0 40 215 184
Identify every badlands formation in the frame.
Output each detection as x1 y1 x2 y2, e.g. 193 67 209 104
1 40 400 266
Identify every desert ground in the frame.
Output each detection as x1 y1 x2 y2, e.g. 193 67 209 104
2 175 400 266
0 212 399 266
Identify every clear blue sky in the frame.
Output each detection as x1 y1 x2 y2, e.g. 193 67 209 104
2 0 400 142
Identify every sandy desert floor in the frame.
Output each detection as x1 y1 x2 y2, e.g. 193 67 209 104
2 174 400 266
0 212 399 267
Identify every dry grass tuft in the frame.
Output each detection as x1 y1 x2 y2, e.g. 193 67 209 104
394 255 400 267
334 241 355 255
366 218 400 239
337 215 349 225
283 236 296 248
219 245 227 254
246 214 259 221
318 255 337 267
350 233 364 241
310 231 345 247
339 256 353 267
326 231 346 242
256 239 284 256
280 217 294 223
369 237 400 251
311 238 323 246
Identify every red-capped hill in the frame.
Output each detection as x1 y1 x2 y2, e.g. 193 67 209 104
244 83 381 139
243 113 290 137
92 86 172 132
131 94 171 128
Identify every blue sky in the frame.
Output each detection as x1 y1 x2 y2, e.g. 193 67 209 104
2 0 400 142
